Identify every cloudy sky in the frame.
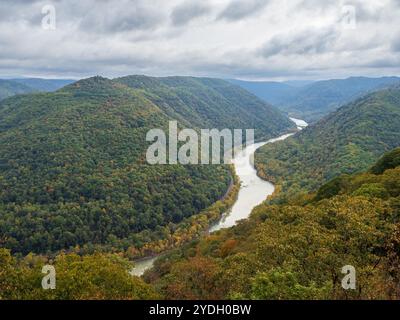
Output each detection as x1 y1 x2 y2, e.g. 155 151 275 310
1 0 399 80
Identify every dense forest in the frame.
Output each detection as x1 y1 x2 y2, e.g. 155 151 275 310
255 86 400 203
144 148 400 299
116 75 294 134
0 75 293 256
0 249 159 299
279 77 400 122
3 75 399 300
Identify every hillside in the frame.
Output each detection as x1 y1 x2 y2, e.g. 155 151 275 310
0 79 36 100
145 148 400 299
116 75 294 138
281 77 400 122
0 75 293 255
254 86 400 201
11 78 75 92
0 249 159 299
233 77 400 122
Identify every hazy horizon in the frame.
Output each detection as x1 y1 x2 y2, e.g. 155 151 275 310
2 74 400 84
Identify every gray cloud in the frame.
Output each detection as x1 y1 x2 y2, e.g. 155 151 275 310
171 2 212 26
259 28 339 57
0 0 399 80
364 56 400 68
392 37 400 52
346 1 386 23
78 0 165 33
295 0 336 13
217 0 269 21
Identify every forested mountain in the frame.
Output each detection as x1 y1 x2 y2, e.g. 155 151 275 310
11 78 75 92
0 75 293 256
233 77 400 122
116 75 294 135
145 148 400 299
281 77 400 122
0 79 36 100
255 86 400 201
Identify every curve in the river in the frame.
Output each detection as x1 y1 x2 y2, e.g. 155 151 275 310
131 117 308 276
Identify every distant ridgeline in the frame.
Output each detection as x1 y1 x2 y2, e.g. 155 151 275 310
231 76 400 122
254 85 400 203
0 78 75 100
144 148 400 300
0 79 36 101
0 75 293 256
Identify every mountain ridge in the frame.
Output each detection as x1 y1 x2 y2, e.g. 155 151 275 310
0 75 293 255
254 86 400 201
232 76 400 122
0 79 37 101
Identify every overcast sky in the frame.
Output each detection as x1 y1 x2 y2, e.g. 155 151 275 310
0 0 399 80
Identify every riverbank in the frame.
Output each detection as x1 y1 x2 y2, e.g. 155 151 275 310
129 164 240 262
131 118 307 275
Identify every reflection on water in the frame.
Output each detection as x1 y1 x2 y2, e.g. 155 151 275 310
130 256 158 277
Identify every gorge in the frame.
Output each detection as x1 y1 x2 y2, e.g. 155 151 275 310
131 117 308 276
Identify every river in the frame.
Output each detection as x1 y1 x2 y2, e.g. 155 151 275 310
130 117 308 276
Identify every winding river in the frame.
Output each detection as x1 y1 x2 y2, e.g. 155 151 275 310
131 117 308 276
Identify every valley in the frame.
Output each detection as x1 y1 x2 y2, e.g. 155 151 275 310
144 147 400 300
255 85 400 203
232 77 400 122
3 0 400 305
132 118 308 276
1 75 400 301
0 75 293 257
